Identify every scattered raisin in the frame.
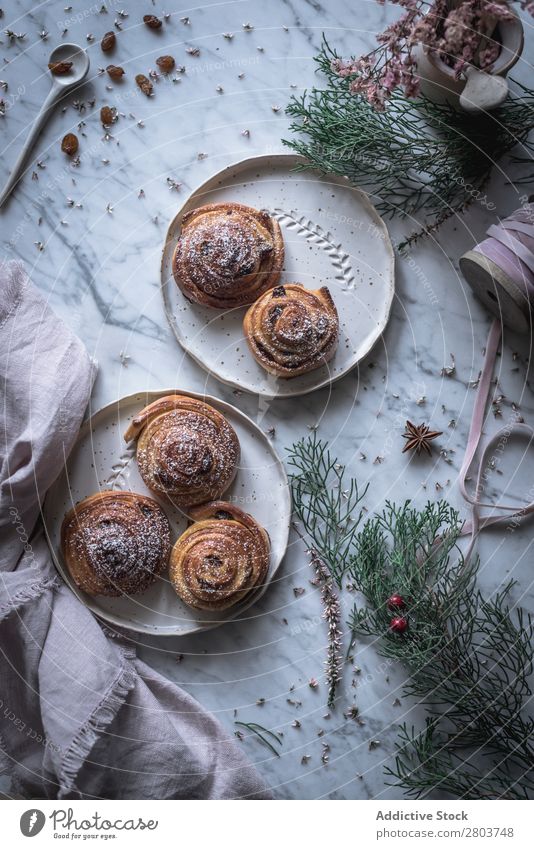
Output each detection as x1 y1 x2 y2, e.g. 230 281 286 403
156 55 175 73
106 64 125 80
100 105 116 125
61 133 79 156
143 14 162 29
100 31 116 52
135 74 153 96
48 61 73 75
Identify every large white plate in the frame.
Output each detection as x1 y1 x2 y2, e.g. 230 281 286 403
161 154 395 398
43 390 291 636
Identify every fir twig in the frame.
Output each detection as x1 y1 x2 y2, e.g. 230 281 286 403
283 39 534 244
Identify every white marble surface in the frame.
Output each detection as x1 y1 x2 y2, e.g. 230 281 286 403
1 0 534 800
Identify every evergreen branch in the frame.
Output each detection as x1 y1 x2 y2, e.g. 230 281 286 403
349 501 534 799
287 435 534 798
283 39 534 244
287 431 368 588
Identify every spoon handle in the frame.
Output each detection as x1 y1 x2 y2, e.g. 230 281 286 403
459 66 509 113
0 86 60 209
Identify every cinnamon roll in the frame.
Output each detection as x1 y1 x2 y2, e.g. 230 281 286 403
124 395 240 508
61 490 170 597
172 202 284 308
243 283 339 377
170 501 270 611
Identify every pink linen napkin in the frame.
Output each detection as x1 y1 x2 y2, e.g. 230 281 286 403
0 260 271 800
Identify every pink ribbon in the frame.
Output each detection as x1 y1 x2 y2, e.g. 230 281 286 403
459 203 534 559
473 202 534 300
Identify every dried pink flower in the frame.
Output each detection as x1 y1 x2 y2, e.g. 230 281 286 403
332 0 531 109
308 548 343 708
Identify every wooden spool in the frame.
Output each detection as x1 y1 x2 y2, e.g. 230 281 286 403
459 249 532 334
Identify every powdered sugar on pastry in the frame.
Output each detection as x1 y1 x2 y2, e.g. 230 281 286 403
172 202 284 308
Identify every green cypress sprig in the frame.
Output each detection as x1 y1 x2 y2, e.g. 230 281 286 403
288 435 534 799
287 431 368 589
351 502 534 799
283 39 534 246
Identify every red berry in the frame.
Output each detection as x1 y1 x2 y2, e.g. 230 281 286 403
390 616 408 634
387 593 406 611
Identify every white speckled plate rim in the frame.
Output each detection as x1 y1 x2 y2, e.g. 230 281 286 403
43 389 291 637
161 153 395 398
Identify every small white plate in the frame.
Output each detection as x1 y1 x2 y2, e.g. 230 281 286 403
161 154 395 398
43 390 291 636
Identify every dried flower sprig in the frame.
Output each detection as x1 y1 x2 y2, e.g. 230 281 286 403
308 547 343 708
332 0 534 110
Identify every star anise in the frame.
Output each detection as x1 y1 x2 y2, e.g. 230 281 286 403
402 421 442 456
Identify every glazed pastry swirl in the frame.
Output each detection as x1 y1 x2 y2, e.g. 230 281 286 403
170 501 270 611
124 395 240 508
172 202 284 308
61 491 171 597
243 283 339 377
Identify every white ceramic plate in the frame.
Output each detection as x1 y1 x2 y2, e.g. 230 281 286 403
161 154 395 398
43 390 291 636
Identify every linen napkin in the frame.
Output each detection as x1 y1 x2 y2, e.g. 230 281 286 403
0 260 271 800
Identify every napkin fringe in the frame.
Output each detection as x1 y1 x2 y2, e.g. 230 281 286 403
0 575 61 621
57 650 137 798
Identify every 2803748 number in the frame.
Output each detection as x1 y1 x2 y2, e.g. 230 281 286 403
462 828 514 838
